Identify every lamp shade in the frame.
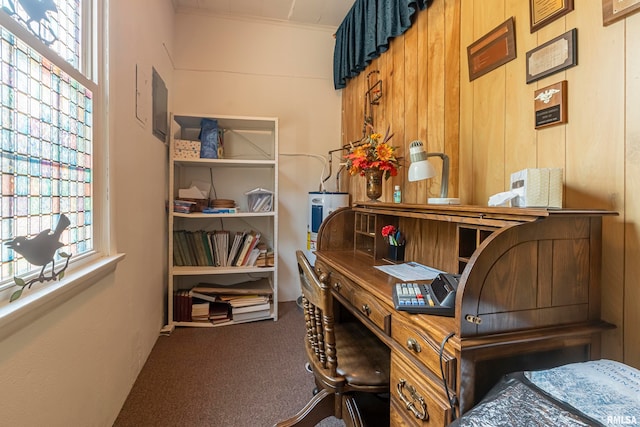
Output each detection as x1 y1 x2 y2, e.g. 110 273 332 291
408 141 437 182
406 140 460 205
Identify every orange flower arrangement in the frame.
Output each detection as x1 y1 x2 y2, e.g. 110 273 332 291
345 125 399 180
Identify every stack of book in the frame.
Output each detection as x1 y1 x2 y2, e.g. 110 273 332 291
190 280 272 322
220 294 270 322
256 249 275 267
172 290 232 324
173 290 193 322
173 229 267 267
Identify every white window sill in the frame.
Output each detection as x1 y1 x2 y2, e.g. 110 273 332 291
0 253 126 341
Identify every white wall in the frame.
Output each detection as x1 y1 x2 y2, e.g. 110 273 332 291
172 12 343 302
0 1 174 425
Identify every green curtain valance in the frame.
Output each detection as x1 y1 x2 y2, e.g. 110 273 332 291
333 0 431 90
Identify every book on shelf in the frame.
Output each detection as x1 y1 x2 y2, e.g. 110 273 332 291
190 290 219 303
194 231 209 266
232 301 271 314
242 243 267 267
233 308 271 322
185 231 201 265
227 231 246 266
202 207 238 214
219 294 270 308
213 230 230 266
174 291 232 324
173 229 268 268
172 231 185 266
174 231 193 266
256 250 275 267
209 301 232 324
201 231 215 266
189 290 271 310
173 289 193 322
235 231 261 266
191 298 211 322
192 279 272 296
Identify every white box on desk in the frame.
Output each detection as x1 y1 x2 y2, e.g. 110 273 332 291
510 168 563 208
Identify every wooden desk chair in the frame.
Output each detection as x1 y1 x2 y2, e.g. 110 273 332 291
276 250 390 427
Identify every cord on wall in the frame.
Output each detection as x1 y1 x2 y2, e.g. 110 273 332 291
280 153 329 192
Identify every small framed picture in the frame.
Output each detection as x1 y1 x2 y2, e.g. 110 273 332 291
534 80 567 129
602 0 640 26
467 17 517 82
526 29 577 84
529 0 574 33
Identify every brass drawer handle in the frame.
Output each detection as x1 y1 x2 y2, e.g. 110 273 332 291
333 281 342 292
406 338 421 353
361 304 371 316
397 379 428 421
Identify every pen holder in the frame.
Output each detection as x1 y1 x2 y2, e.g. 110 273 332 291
388 245 405 262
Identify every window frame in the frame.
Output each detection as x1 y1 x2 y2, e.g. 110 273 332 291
0 0 122 332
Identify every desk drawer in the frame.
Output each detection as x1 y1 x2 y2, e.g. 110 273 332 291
315 260 391 334
391 315 456 387
390 352 453 426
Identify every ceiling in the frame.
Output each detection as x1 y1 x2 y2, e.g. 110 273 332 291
171 0 355 28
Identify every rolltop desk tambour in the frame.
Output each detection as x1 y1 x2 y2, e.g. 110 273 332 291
312 202 616 426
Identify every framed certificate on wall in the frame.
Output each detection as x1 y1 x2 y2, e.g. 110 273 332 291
530 0 574 32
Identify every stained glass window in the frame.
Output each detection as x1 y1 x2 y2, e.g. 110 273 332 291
0 0 81 69
0 1 92 284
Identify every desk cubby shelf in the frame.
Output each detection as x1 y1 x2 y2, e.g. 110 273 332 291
354 210 397 259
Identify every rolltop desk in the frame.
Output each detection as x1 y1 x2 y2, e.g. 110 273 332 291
312 202 616 426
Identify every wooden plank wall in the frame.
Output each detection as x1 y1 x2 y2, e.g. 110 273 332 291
340 1 640 368
339 0 460 205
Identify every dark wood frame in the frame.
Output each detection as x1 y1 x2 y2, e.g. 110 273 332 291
602 0 640 26
526 29 577 84
467 17 516 82
529 0 574 33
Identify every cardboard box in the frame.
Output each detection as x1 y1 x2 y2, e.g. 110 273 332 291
510 168 563 208
174 139 201 160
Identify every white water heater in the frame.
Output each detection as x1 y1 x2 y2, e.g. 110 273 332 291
306 191 350 264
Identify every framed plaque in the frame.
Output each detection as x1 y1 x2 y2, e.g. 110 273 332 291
530 0 574 32
526 29 577 84
602 0 640 26
467 17 517 82
534 80 567 129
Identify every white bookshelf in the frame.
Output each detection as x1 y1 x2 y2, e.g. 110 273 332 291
165 113 278 329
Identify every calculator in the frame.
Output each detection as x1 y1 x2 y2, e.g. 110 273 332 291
392 273 459 317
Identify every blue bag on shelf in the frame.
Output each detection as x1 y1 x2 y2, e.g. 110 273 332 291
199 118 220 159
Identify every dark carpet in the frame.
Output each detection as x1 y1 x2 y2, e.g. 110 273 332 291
114 301 344 427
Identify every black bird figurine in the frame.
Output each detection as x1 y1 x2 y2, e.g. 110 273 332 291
5 214 70 278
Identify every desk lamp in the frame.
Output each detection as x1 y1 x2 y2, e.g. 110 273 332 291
408 140 460 205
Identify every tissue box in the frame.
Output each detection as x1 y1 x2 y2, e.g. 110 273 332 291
174 139 201 160
510 168 563 208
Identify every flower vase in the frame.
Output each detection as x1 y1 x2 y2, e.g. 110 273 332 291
388 245 405 262
365 169 383 201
